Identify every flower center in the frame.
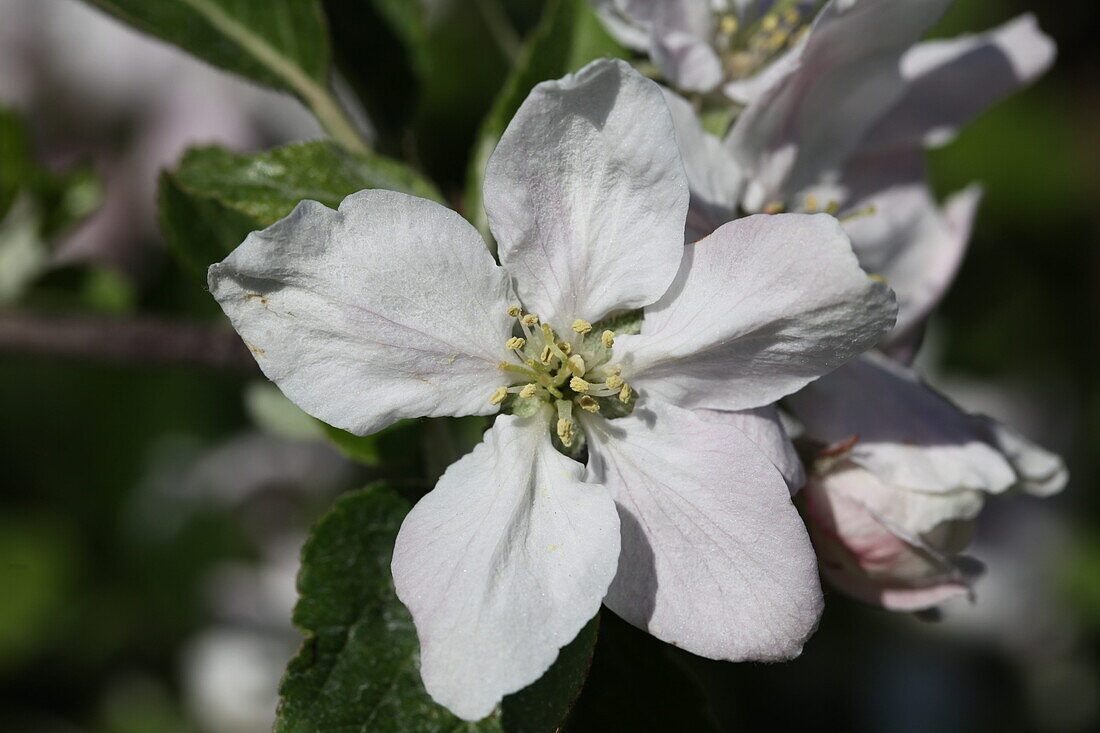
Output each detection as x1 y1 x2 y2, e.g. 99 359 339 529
487 306 633 448
715 1 817 84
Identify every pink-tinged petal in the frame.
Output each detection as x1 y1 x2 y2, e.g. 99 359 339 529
660 86 743 241
582 401 822 662
803 465 975 611
209 190 512 436
485 58 688 328
727 0 953 210
392 412 619 721
616 213 895 412
694 406 805 494
862 14 1056 152
788 353 1016 494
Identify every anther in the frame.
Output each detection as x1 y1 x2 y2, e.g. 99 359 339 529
521 313 539 327
578 395 600 412
762 14 778 32
507 304 522 318
519 384 538 399
618 384 633 404
557 341 572 356
506 337 526 350
804 194 818 213
556 418 575 447
606 374 624 390
570 376 590 393
567 354 586 377
489 387 508 405
572 319 592 334
601 330 615 348
539 345 554 365
763 201 784 215
719 15 738 36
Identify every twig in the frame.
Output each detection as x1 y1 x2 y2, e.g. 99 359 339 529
0 311 260 374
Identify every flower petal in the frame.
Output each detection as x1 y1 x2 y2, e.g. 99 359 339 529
614 0 723 91
862 14 1056 152
582 401 822 661
485 58 688 327
694 406 805 494
660 86 743 241
971 416 1068 498
208 190 512 436
616 213 896 412
391 413 619 721
787 353 1016 494
727 0 952 210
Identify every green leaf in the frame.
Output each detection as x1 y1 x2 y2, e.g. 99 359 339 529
79 0 366 150
278 485 599 732
464 0 627 240
158 140 443 274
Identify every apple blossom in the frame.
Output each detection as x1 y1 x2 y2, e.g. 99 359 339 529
787 353 1067 610
209 58 896 719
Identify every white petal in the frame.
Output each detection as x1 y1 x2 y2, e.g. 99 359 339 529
582 401 823 661
485 58 688 328
862 14 1056 151
660 86 743 241
787 353 1016 494
694 406 806 494
209 191 513 436
972 416 1068 497
391 413 619 721
836 152 982 346
617 0 723 91
727 0 952 207
617 213 896 412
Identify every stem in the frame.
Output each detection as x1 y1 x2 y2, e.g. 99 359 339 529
0 311 260 374
474 0 521 63
179 0 369 154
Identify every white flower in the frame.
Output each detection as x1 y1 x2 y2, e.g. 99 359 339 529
658 1 1054 351
209 58 895 720
787 352 1067 610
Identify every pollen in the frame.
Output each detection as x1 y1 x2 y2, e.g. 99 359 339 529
556 418 575 447
507 304 522 318
520 384 538 399
489 387 509 405
605 374 624 390
618 384 633 404
601 330 615 348
521 313 539 327
506 337 526 350
572 319 592 334
570 376 590 393
578 395 600 412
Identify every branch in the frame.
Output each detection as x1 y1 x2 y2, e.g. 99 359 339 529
0 311 260 374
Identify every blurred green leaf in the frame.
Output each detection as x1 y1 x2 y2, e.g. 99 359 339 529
158 141 442 275
465 0 626 239
80 0 331 98
277 485 598 732
319 419 418 468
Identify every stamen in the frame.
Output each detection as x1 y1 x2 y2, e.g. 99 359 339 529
557 341 572 356
618 384 633 404
507 304 522 318
521 313 539 327
570 376 590 393
719 15 738 36
825 200 840 216
762 14 778 32
539 345 554 365
519 383 539 399
556 400 575 447
605 374 624 390
498 362 538 379
804 194 818 213
506 337 526 350
567 354 586 377
577 395 600 412
572 319 592 334
601 330 615 348
763 201 785 215
489 387 508 405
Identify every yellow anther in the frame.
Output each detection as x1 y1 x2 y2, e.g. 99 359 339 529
507 304 522 318
783 8 799 26
539 345 554 365
489 387 509 405
556 418 575 447
506 337 526 350
825 200 840 216
804 194 818 213
572 319 592 334
557 341 572 356
567 354 586 377
868 273 887 284
578 395 600 412
570 376 590 393
606 374 624 390
520 383 538 399
521 313 539 327
762 14 778 32
618 384 633 404
601 330 615 348
604 363 622 376
763 201 784 215
719 15 738 35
